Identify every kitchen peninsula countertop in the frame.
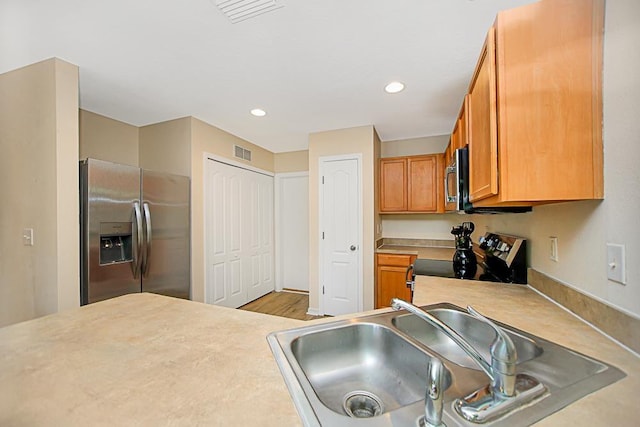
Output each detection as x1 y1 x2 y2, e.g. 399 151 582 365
1 281 638 426
0 294 305 426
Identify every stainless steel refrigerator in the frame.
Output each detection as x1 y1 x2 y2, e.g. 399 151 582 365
80 158 190 305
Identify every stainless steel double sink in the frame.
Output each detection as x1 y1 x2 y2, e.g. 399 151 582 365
267 303 625 426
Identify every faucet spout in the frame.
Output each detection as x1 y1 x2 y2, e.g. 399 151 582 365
390 298 517 397
424 357 446 427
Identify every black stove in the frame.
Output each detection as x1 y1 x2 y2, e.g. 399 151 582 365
406 232 527 288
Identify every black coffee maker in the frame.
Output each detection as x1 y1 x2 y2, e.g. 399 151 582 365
451 221 478 279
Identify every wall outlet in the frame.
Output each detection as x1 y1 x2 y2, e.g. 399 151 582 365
606 243 626 285
549 237 558 262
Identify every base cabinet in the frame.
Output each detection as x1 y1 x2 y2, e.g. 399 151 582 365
375 254 416 308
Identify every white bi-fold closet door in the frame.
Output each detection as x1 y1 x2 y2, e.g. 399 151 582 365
205 158 274 308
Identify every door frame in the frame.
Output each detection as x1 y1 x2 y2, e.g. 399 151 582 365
274 171 309 292
318 154 363 315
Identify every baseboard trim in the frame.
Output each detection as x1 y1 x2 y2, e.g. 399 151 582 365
528 269 640 354
307 307 320 316
282 288 309 295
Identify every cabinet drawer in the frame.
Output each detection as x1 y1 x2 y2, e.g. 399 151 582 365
377 254 414 267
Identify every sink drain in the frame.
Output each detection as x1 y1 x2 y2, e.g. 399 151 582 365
343 391 384 418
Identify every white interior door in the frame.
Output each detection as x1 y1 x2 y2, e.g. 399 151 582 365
205 160 246 308
205 158 274 308
320 157 361 316
276 173 309 292
246 171 274 301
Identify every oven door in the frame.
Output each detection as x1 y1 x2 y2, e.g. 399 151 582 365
444 150 462 211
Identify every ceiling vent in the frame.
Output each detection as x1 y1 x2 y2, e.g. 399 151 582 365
234 145 252 161
214 0 284 24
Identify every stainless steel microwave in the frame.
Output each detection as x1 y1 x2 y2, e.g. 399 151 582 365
444 147 531 214
444 147 468 212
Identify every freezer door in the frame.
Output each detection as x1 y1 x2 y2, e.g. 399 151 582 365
80 159 142 305
141 170 190 299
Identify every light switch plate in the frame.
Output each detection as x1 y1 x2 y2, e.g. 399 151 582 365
549 237 558 262
23 228 34 246
606 243 626 285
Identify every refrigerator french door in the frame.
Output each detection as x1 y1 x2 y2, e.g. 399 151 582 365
80 158 190 305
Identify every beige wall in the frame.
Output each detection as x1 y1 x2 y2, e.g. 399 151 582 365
381 134 449 158
139 117 192 177
308 125 379 313
55 60 81 313
0 58 79 327
381 214 459 241
274 150 309 173
79 110 139 166
192 117 274 173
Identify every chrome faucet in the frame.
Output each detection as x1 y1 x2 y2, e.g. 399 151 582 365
391 299 547 424
423 357 446 427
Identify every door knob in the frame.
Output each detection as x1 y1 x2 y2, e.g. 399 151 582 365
350 245 357 251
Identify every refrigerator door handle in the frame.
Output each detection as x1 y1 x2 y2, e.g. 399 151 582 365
132 202 144 279
142 202 152 277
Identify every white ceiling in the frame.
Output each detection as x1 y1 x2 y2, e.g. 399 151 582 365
0 0 535 153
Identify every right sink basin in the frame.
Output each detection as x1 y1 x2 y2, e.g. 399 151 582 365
392 307 544 370
390 303 627 425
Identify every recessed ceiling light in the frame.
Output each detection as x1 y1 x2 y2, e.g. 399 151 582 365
384 81 405 94
251 108 267 117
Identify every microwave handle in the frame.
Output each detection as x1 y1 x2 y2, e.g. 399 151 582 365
445 166 457 203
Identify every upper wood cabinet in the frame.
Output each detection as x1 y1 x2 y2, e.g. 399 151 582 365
466 0 604 207
451 96 469 154
380 154 444 213
444 140 453 168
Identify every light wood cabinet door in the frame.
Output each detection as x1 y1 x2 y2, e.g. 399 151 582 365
375 254 416 308
408 156 438 212
444 141 453 167
468 28 499 203
379 158 407 212
449 96 468 161
451 120 461 153
459 95 469 149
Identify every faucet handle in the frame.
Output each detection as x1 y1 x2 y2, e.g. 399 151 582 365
424 357 446 427
466 306 517 397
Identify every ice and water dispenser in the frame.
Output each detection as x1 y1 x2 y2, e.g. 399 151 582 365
99 222 133 265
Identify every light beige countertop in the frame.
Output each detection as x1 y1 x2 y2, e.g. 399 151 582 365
1 280 638 426
412 276 640 427
0 293 304 426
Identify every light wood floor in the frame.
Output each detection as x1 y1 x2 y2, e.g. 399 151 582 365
239 291 324 321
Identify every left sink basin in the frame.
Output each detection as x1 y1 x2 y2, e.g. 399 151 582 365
292 323 449 416
268 319 450 426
